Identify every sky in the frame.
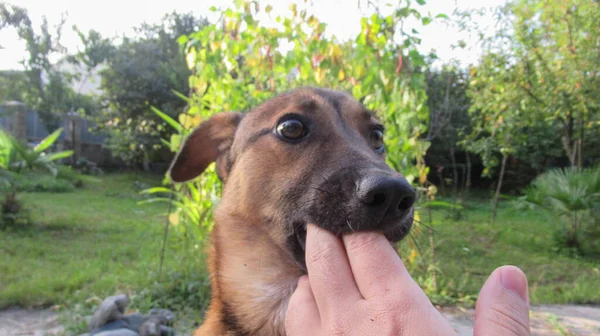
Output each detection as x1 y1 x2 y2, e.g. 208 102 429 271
0 0 506 73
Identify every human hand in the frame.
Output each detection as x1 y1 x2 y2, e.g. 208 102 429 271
285 224 530 336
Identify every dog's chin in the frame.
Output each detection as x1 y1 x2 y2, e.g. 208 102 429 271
290 209 414 272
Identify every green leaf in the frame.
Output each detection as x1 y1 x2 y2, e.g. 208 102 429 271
422 201 464 209
416 0 426 5
151 106 183 132
34 128 63 153
435 13 449 19
171 89 190 103
177 35 189 46
141 187 173 195
44 150 74 161
160 138 172 149
421 17 432 26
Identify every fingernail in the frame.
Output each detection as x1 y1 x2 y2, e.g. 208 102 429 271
500 266 529 304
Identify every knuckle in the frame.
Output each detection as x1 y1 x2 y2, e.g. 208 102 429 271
328 318 349 336
366 308 403 336
323 307 356 336
309 243 336 265
371 299 403 319
373 287 416 309
485 302 530 335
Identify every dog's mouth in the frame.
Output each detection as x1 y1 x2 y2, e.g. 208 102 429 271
290 222 308 271
296 222 308 252
289 211 413 272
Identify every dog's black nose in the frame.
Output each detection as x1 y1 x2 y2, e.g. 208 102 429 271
357 175 415 216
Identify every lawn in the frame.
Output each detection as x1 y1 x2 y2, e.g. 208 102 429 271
0 173 180 308
406 196 600 306
1 173 598 326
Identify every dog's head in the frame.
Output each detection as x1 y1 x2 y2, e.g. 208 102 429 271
169 87 415 269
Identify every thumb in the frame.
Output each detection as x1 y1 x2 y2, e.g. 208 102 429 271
474 265 530 336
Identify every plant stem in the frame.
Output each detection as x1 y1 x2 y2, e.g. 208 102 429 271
427 205 437 292
491 154 508 224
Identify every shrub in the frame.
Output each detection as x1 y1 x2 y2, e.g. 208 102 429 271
0 128 73 176
143 0 445 313
0 191 30 230
72 157 104 176
0 128 74 228
0 171 83 193
518 165 600 255
17 173 77 193
56 165 85 186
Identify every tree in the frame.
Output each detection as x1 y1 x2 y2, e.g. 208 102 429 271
91 12 208 168
467 0 600 170
424 63 472 195
0 4 98 130
67 26 116 94
0 70 29 102
461 0 600 222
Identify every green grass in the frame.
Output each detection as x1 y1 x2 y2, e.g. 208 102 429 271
1 175 598 327
0 172 210 333
0 173 177 308
405 196 600 306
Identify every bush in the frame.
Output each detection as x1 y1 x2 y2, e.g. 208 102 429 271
56 165 85 186
0 191 30 230
72 157 104 176
518 165 600 255
0 172 76 193
146 0 436 271
20 174 76 193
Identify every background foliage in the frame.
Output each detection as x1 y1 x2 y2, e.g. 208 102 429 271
146 0 447 281
93 13 209 168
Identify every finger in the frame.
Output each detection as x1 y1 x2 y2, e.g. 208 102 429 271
305 224 362 316
342 231 418 299
285 276 320 335
474 265 530 336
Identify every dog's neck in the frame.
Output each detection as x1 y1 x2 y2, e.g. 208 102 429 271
199 206 304 336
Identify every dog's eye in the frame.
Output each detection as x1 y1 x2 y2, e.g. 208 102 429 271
276 119 306 140
371 128 384 152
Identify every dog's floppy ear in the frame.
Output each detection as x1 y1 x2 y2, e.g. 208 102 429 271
169 112 243 183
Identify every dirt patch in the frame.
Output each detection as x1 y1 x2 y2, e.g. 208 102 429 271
441 304 600 336
2 305 599 335
0 308 64 336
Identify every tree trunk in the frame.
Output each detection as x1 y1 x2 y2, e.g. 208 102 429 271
578 115 584 168
436 168 445 195
449 147 458 196
465 152 472 195
491 154 508 224
562 114 577 167
142 153 151 172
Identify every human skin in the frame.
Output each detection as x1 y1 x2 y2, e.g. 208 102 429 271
285 224 530 336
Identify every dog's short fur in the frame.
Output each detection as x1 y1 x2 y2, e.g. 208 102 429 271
168 87 416 335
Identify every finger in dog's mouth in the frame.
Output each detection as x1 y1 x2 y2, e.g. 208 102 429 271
293 214 412 250
291 212 413 262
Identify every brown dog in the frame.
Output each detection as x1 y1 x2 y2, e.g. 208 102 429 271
168 87 416 335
